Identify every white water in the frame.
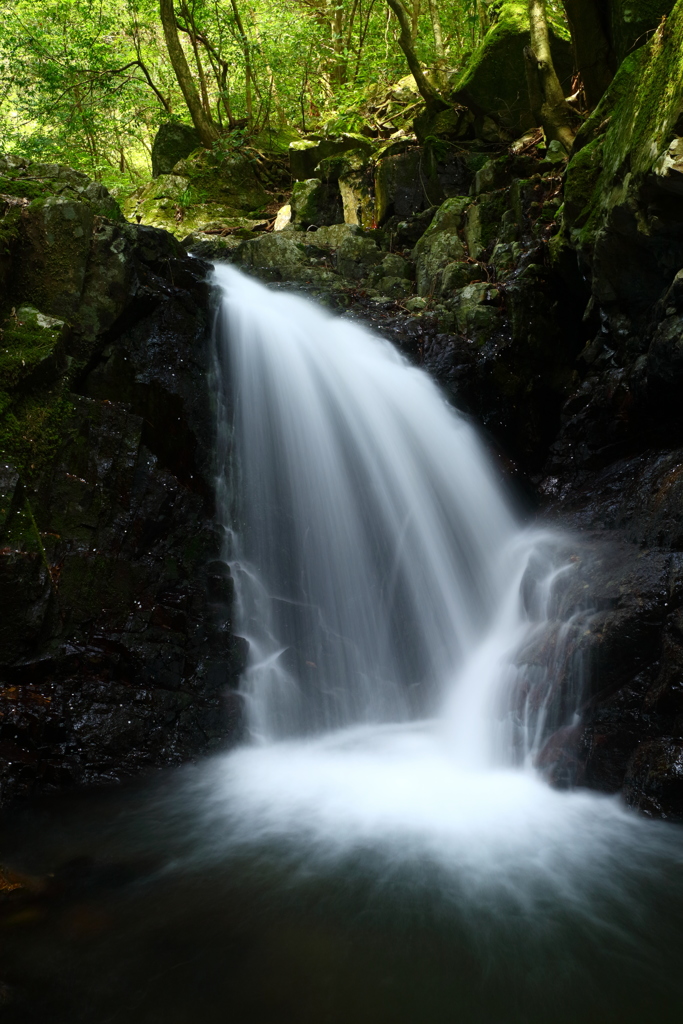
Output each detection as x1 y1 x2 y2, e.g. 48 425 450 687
204 266 683 1014
213 264 578 764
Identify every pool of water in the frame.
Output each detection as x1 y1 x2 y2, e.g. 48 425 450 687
2 726 682 1024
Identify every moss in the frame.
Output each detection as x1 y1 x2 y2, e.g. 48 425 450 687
125 150 270 235
452 0 572 133
0 393 76 483
566 7 683 249
465 189 511 258
0 173 51 204
563 138 605 232
0 306 65 393
0 165 122 221
251 127 301 155
0 492 51 573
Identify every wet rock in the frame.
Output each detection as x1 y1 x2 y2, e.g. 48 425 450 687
0 158 244 806
623 738 683 821
647 314 683 388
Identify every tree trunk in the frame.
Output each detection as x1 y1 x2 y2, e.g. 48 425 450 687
386 0 447 110
525 0 579 152
159 0 218 147
230 0 255 123
427 0 446 87
190 33 213 117
330 0 347 86
562 0 615 109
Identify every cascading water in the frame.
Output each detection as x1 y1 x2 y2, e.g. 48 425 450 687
199 265 683 1021
4 264 682 1024
213 262 578 764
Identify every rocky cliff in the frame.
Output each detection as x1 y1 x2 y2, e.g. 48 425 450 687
0 158 245 805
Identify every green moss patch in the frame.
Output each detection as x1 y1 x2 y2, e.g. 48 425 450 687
0 306 66 393
566 3 683 252
452 0 572 134
0 393 76 482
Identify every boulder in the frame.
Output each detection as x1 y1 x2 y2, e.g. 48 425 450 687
367 253 414 299
465 190 512 260
564 9 683 316
316 151 376 229
0 306 68 397
375 142 442 225
0 157 245 805
452 282 501 338
273 203 292 231
412 197 469 296
290 178 342 228
452 0 573 135
124 149 269 238
336 233 383 281
289 134 374 181
152 122 201 178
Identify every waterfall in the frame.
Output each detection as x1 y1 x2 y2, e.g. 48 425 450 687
212 263 574 764
186 269 683 1024
3 264 680 1024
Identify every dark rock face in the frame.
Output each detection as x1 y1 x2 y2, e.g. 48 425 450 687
0 159 245 806
152 122 202 178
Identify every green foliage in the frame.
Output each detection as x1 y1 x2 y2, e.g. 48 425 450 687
0 0 555 182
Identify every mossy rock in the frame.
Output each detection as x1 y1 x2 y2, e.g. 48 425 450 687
18 197 95 320
453 282 501 340
465 189 511 259
0 306 67 397
413 105 475 145
452 0 572 134
289 135 374 181
336 234 383 280
236 233 307 270
563 138 605 230
125 149 269 237
291 178 343 228
250 127 301 155
412 197 470 295
564 3 683 310
0 393 76 482
440 260 488 297
151 122 201 178
375 143 443 225
0 158 122 221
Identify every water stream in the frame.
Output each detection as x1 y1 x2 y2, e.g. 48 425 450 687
2 266 683 1023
